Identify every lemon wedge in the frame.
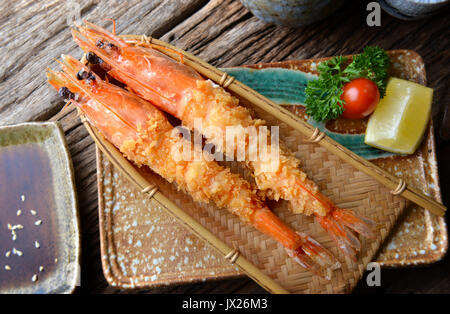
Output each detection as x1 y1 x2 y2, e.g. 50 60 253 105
365 77 433 154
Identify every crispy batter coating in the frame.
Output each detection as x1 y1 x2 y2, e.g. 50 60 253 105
180 80 329 216
119 116 260 221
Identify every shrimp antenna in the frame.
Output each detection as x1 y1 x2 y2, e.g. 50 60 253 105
102 18 116 35
81 20 127 47
62 100 74 111
150 44 184 64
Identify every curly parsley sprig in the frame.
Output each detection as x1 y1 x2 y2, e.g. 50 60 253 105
305 46 390 122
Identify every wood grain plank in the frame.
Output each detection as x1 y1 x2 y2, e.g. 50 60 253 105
0 0 208 125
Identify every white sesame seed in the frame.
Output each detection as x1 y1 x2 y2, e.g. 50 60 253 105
34 220 42 226
5 251 11 257
12 248 23 256
39 266 44 272
30 210 37 216
5 265 11 270
54 258 58 263
7 223 12 230
16 210 22 216
12 231 17 241
21 195 25 202
32 274 38 282
35 241 40 249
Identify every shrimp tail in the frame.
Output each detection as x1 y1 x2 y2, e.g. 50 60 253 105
252 208 340 279
286 232 340 280
332 208 376 239
315 208 375 261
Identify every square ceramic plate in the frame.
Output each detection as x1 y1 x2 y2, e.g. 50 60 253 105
228 51 447 267
0 122 80 294
94 50 444 292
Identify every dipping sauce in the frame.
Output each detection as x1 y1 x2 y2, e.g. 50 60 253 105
0 143 59 291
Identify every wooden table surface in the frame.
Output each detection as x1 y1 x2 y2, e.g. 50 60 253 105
1 0 449 294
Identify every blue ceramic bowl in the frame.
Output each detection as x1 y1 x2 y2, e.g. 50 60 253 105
240 0 344 27
379 0 449 20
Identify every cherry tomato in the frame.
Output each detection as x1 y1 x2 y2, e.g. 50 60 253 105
340 78 380 119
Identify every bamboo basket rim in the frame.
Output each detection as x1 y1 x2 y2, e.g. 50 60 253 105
120 34 445 217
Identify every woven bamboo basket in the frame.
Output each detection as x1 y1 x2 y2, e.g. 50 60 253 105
78 34 445 293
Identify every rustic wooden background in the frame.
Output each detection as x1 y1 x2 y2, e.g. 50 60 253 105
1 0 449 293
